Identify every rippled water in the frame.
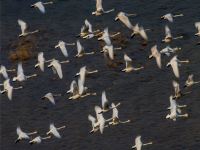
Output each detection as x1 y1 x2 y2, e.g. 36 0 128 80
1 0 200 150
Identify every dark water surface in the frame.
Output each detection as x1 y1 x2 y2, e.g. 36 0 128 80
1 0 200 150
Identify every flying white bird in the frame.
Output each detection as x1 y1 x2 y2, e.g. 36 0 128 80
160 46 181 56
15 126 37 143
29 135 51 144
122 54 144 72
18 19 39 37
88 114 99 133
98 28 120 45
166 97 188 121
0 65 15 79
46 123 66 139
172 80 182 99
109 103 130 125
42 92 61 105
1 79 22 100
167 95 187 114
68 77 96 100
35 52 46 72
55 41 75 58
99 91 121 113
184 74 200 87
131 135 153 149
31 1 54 14
115 12 136 30
161 13 184 22
75 40 95 57
149 45 162 69
131 24 148 41
79 19 100 39
75 66 98 79
162 25 183 43
92 0 115 16
195 22 200 36
94 106 106 134
166 55 189 78
13 63 37 82
48 59 69 79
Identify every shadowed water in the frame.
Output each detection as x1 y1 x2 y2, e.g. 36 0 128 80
1 0 200 150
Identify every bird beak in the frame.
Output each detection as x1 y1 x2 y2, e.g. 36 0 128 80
160 16 164 19
115 17 119 21
98 37 103 41
47 64 51 68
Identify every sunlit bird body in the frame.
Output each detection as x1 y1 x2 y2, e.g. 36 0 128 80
42 92 61 105
18 19 39 37
46 123 66 139
161 13 184 22
29 135 51 144
75 40 95 57
15 126 37 143
31 1 54 14
162 25 183 43
149 45 162 69
184 74 200 87
92 0 115 16
131 135 153 150
122 54 144 72
13 63 37 82
109 103 130 125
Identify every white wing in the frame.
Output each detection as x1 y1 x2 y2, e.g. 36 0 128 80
117 12 134 30
108 45 114 60
18 19 27 35
165 13 173 22
111 103 119 119
99 116 105 134
139 27 148 41
0 65 9 79
44 93 55 105
17 62 24 76
79 66 86 84
195 22 200 31
124 54 132 68
50 124 61 138
135 136 142 150
38 52 45 71
170 56 179 78
165 25 172 38
101 91 109 109
76 40 84 54
88 114 96 128
78 77 84 95
53 60 63 79
85 19 93 33
59 41 68 57
35 2 45 13
96 0 103 11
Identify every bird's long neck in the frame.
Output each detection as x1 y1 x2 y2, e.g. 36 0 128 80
119 119 130 124
178 59 189 63
173 36 183 40
87 70 98 74
104 8 115 14
53 94 62 97
13 86 23 90
60 60 70 64
27 131 37 135
57 125 66 130
173 14 184 17
7 69 16 72
42 136 51 140
85 52 95 55
43 2 53 5
194 81 200 84
143 142 153 146
110 32 120 37
126 13 137 17
26 74 37 79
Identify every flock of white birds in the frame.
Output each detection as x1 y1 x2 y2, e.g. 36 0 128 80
1 0 200 149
